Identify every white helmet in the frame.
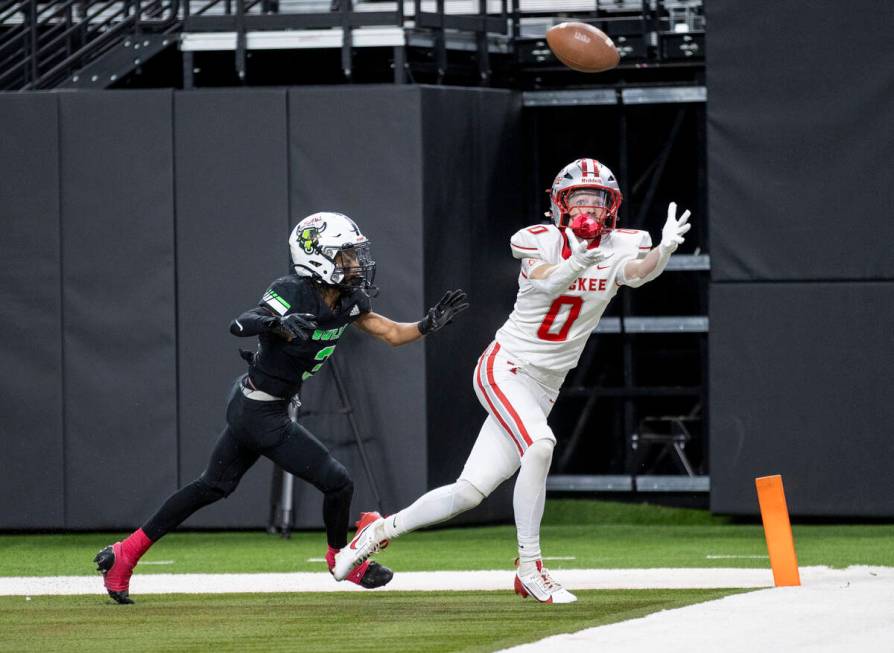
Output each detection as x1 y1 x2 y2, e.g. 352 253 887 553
549 158 623 236
288 212 376 291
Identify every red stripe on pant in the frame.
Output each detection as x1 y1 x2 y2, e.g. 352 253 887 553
486 343 534 449
475 343 524 455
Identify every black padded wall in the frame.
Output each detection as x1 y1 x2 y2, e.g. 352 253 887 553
710 283 894 516
174 90 289 528
707 0 894 282
288 86 428 524
1 86 522 530
421 87 522 523
58 92 178 529
707 1 894 516
0 95 64 529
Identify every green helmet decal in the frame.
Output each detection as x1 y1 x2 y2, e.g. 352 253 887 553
299 227 319 254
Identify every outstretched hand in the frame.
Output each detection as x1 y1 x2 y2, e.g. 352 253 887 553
660 202 692 253
272 313 318 342
566 229 614 270
418 289 470 335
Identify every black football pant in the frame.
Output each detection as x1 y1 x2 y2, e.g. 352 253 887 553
142 377 353 549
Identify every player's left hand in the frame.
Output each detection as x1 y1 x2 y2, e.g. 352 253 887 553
660 202 692 253
418 289 470 335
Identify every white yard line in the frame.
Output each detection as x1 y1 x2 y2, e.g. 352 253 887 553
499 566 894 653
0 567 777 597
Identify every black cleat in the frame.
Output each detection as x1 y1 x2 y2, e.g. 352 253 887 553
358 561 394 589
93 546 115 573
105 590 134 605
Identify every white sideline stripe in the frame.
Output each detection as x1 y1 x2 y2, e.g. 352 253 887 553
498 566 894 653
138 560 175 566
0 568 775 597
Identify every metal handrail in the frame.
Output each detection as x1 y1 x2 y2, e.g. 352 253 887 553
2 0 181 89
0 0 687 90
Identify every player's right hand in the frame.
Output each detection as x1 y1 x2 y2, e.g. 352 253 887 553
272 313 318 342
567 230 614 270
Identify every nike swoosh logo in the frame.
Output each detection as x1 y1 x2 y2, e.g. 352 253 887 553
597 265 610 270
349 523 372 549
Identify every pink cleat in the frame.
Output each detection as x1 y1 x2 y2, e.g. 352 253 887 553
94 542 136 604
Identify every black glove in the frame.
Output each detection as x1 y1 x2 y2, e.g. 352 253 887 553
271 313 318 342
417 289 470 335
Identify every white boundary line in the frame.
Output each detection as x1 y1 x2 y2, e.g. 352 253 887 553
499 566 894 653
0 567 777 597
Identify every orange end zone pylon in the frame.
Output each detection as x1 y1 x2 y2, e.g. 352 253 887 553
755 474 801 587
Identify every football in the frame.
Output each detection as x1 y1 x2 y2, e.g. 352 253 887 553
546 22 620 73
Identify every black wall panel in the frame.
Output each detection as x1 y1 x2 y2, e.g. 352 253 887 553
421 88 522 522
174 90 289 528
59 92 178 529
288 86 428 523
707 0 894 281
1 86 526 530
709 283 894 516
708 1 894 516
0 95 65 528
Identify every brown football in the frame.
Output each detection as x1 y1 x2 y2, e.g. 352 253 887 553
546 22 620 73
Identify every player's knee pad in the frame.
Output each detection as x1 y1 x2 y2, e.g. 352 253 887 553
454 479 486 512
522 438 555 472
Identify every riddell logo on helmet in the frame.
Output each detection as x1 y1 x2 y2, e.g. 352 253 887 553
301 215 327 230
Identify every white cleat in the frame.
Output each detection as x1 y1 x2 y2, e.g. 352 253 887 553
332 511 389 581
514 560 578 604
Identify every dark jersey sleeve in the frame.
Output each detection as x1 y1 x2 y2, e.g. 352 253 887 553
259 277 308 318
230 306 278 337
229 277 318 338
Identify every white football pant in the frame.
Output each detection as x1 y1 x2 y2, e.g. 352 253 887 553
385 341 562 564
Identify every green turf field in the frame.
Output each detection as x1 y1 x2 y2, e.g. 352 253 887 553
1 500 893 576
0 590 739 653
1 500 892 653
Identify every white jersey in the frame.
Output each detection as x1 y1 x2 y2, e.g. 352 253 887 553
495 224 651 375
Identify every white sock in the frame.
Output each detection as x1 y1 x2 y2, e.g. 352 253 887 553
514 439 554 566
383 480 484 540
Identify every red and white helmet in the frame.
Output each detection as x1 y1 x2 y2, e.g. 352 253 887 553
549 158 623 236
